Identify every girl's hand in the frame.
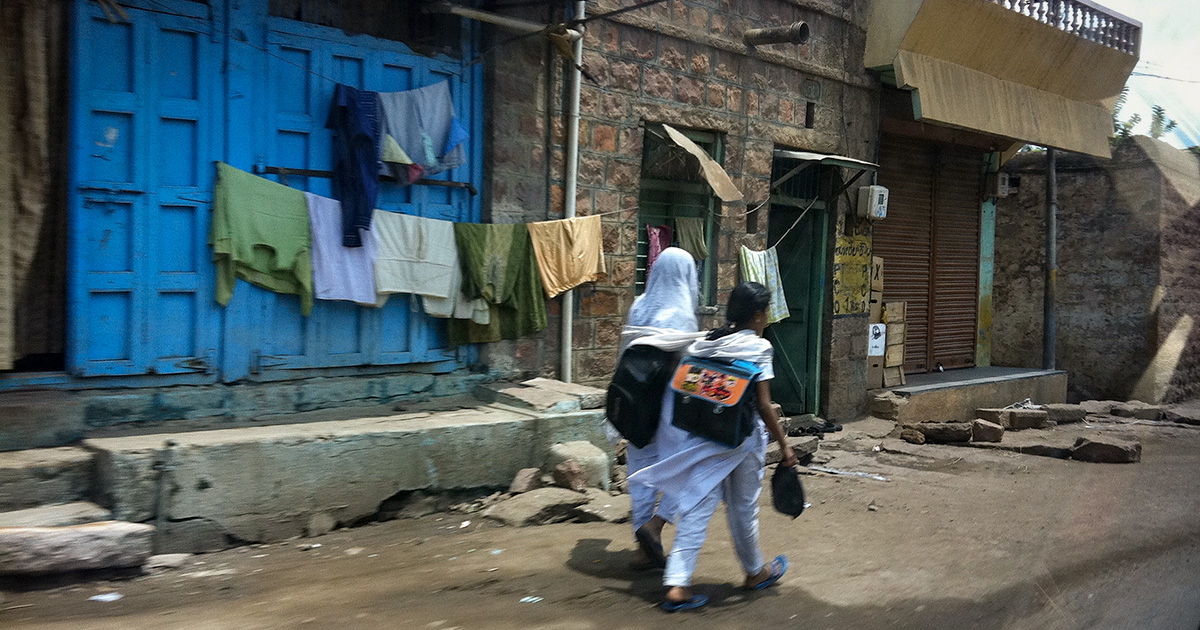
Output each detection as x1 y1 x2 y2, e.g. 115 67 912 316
781 446 798 468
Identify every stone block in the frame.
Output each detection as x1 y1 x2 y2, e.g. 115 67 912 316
508 468 543 494
547 441 609 491
0 502 111 528
913 422 972 444
1079 400 1119 415
900 428 925 445
553 460 587 492
0 447 94 512
474 383 581 413
1044 404 1087 424
0 521 154 575
0 392 86 451
766 436 820 465
521 378 606 409
971 419 1004 443
975 408 1049 430
1111 401 1161 419
145 553 192 571
1070 437 1142 464
483 488 591 526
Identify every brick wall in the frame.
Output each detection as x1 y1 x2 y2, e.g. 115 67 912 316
995 138 1200 403
485 0 879 415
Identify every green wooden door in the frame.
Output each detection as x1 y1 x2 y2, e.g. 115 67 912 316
765 203 827 415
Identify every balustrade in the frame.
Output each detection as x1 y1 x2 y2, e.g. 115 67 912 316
984 0 1141 54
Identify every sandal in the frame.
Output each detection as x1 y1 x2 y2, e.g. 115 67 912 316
749 555 788 591
661 594 708 612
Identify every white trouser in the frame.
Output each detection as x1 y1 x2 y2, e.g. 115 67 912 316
662 452 765 587
626 389 681 535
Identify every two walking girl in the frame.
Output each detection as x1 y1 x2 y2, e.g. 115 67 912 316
616 247 795 612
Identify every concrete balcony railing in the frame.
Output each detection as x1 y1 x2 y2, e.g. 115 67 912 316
985 0 1141 54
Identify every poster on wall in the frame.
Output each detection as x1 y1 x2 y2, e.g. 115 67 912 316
832 233 871 316
867 323 887 356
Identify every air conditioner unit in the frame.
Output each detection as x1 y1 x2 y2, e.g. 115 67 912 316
857 185 888 219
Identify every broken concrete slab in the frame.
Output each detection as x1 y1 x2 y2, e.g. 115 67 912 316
521 378 606 410
963 429 1075 459
869 392 908 421
971 419 1004 443
508 468 542 494
482 488 591 526
145 553 192 571
766 436 820 465
0 447 94 512
86 405 607 551
0 521 154 575
1079 400 1120 415
1163 402 1200 426
1071 437 1142 464
912 422 972 444
571 489 631 523
547 441 609 491
1044 404 1086 425
0 502 112 529
473 383 581 413
976 408 1050 430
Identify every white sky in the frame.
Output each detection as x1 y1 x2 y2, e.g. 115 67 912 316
1099 0 1200 147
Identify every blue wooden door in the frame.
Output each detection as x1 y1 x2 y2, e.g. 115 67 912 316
68 0 221 377
244 17 480 376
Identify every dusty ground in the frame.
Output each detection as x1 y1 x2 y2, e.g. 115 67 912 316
3 418 1199 630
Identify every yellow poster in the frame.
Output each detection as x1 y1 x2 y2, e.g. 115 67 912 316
833 234 871 316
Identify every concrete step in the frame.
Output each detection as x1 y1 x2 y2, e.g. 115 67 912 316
86 402 606 553
0 502 112 528
0 447 95 512
0 391 86 452
870 367 1068 424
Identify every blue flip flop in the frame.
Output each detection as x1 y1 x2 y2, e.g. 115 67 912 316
661 594 709 612
751 555 789 590
635 526 666 569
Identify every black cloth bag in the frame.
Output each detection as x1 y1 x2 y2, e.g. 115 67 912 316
771 464 807 518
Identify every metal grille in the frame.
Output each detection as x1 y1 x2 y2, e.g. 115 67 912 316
873 136 981 373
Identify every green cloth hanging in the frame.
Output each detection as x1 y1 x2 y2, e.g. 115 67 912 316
448 223 547 345
210 162 314 315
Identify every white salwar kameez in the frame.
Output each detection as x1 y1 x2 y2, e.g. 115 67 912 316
627 329 775 586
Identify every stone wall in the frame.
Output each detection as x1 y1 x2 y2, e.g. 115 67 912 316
995 138 1200 403
486 0 879 419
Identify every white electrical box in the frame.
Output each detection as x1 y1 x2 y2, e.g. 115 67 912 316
858 185 889 219
986 172 1012 198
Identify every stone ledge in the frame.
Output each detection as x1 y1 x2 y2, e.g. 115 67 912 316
474 383 581 413
521 378 606 410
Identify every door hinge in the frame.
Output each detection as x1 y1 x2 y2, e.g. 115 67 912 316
249 350 288 374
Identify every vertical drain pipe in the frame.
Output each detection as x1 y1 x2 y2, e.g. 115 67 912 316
560 1 585 383
1043 148 1057 370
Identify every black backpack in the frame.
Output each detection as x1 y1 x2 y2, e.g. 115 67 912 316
606 345 675 448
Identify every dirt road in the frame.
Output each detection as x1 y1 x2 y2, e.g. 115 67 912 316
3 420 1199 629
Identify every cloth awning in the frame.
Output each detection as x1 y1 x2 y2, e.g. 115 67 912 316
772 149 879 171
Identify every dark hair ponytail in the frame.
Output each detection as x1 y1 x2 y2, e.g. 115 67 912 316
707 282 772 340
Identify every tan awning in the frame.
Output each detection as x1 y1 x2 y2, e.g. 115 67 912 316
894 51 1115 158
661 124 743 202
772 149 878 171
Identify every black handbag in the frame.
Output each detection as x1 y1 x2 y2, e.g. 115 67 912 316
771 464 807 518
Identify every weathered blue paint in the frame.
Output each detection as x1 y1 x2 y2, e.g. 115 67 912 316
976 153 999 367
67 0 483 384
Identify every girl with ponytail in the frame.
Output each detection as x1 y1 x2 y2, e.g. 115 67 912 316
629 281 795 612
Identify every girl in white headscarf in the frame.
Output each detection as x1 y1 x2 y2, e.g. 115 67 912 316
618 247 702 570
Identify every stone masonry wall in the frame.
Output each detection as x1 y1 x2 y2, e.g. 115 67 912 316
486 0 879 419
994 139 1200 403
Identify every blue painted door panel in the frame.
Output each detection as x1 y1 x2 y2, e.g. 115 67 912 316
68 0 221 377
246 18 478 374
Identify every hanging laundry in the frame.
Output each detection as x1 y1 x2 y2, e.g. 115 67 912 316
380 133 424 185
527 215 606 298
326 84 383 247
448 223 547 346
675 217 708 261
645 224 673 275
210 162 314 315
372 210 489 324
739 245 789 324
304 192 379 307
377 81 468 178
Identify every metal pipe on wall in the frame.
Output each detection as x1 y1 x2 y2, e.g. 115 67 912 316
425 1 582 40
560 1 585 383
1043 148 1057 370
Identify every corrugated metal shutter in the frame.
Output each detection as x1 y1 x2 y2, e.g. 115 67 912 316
873 135 980 373
931 146 981 369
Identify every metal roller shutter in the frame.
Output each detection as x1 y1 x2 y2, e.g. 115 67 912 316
873 135 981 373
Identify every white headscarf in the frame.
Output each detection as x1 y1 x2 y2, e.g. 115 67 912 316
626 247 698 332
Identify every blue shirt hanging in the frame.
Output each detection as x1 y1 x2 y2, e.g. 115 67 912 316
326 84 382 248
